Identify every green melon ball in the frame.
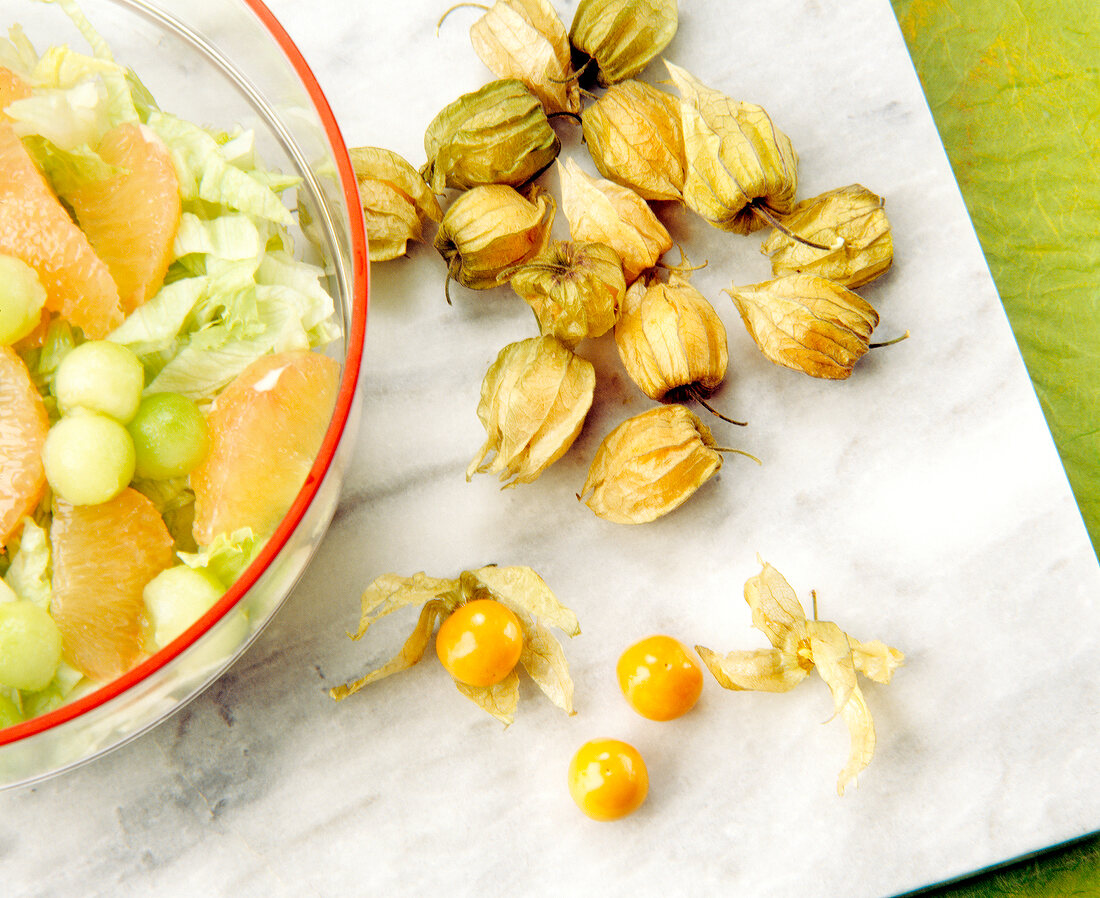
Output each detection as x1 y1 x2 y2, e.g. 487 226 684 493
0 254 47 346
42 413 136 506
128 392 210 480
54 340 145 423
0 601 63 692
144 566 225 648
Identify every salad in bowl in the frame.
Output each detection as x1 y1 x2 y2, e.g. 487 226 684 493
0 0 366 784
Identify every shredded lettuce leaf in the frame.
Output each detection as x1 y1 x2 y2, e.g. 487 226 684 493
131 476 197 552
3 518 52 611
178 528 264 586
148 112 296 226
18 318 74 413
20 661 85 719
0 24 40 79
173 212 270 262
21 133 122 195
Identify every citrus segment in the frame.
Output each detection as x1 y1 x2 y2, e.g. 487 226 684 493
50 488 174 681
0 120 123 338
0 67 31 114
0 345 48 548
191 350 340 546
67 123 181 314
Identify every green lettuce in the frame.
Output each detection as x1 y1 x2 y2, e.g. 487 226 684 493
20 661 85 719
3 518 52 611
0 24 40 79
178 528 263 586
147 112 296 226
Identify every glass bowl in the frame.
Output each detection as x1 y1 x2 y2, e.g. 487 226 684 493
0 0 368 789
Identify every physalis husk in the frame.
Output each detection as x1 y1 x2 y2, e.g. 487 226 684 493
666 60 798 235
435 184 555 296
761 184 893 288
331 565 580 726
581 79 685 202
508 240 624 346
614 273 728 403
468 0 580 116
725 273 880 379
695 561 903 795
557 156 672 284
580 404 741 524
468 335 596 486
421 79 560 193
350 147 442 262
569 0 678 87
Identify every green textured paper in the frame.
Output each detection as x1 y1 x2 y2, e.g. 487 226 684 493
891 3 1100 894
892 0 1100 557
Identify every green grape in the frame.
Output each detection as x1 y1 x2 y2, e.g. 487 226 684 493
54 340 145 423
127 393 210 480
0 692 22 728
143 565 224 648
42 413 136 506
0 601 63 692
0 255 47 345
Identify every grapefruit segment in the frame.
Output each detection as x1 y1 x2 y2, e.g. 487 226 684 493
0 66 31 114
191 350 340 546
50 487 174 681
67 123 182 314
0 119 123 339
0 345 48 548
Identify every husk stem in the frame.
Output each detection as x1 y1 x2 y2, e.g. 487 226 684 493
685 384 746 426
436 2 488 35
655 245 708 276
547 110 582 125
563 56 596 88
497 258 571 281
444 258 462 305
712 446 763 465
869 330 910 349
548 64 587 86
751 201 842 252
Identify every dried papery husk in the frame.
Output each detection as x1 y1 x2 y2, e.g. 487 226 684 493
580 404 727 524
508 240 624 346
614 275 728 404
581 79 685 202
468 0 581 115
557 156 672 284
569 0 678 87
421 79 561 194
331 565 580 725
350 146 442 262
435 184 555 294
666 60 798 235
725 273 879 379
468 335 596 486
696 560 903 794
761 184 894 288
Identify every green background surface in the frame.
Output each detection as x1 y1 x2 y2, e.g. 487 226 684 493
890 1 1100 895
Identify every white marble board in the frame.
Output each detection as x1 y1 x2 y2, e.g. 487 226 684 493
4 0 1100 896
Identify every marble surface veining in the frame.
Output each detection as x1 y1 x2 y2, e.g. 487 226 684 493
4 0 1100 896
